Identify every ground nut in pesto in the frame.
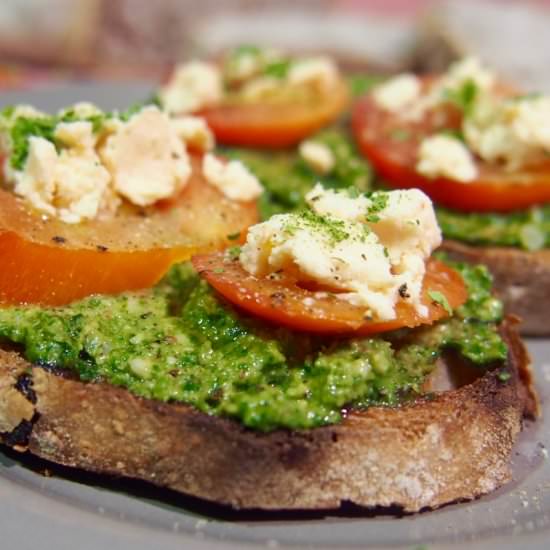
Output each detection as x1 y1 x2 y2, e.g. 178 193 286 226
0 261 506 431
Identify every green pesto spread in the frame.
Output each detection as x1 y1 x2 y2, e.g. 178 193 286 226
224 128 372 219
437 205 550 251
0 261 505 432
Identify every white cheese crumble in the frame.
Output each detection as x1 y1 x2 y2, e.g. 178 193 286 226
158 61 223 114
8 105 48 120
417 134 478 182
464 95 550 169
2 104 217 223
55 120 98 150
100 106 191 207
379 57 495 122
299 140 335 174
305 185 370 221
441 56 495 95
171 115 215 152
380 56 550 172
9 134 110 224
372 74 421 113
240 185 441 321
287 56 339 93
240 76 281 101
225 47 283 84
58 102 103 119
202 153 263 202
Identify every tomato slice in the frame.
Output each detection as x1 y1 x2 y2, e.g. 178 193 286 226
0 156 257 306
197 80 349 148
192 253 467 335
352 91 550 212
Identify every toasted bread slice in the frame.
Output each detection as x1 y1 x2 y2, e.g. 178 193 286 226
441 240 550 336
0 317 538 513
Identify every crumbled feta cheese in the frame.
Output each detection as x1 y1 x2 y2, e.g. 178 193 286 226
58 102 103 119
305 184 369 221
8 105 48 119
372 74 421 113
202 154 263 201
299 141 335 175
10 136 110 224
240 76 280 101
171 115 215 152
2 104 226 223
417 134 478 182
240 185 441 321
382 57 494 122
54 121 97 150
441 56 495 95
464 95 550 169
224 47 283 84
100 106 191 206
229 52 260 81
287 57 338 93
159 61 223 114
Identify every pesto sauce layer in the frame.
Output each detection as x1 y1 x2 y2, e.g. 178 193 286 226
436 205 550 251
0 261 505 431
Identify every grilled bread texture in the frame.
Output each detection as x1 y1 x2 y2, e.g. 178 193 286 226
442 240 550 336
0 317 538 512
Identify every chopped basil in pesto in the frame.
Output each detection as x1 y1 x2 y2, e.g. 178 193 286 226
0 260 506 431
437 205 550 251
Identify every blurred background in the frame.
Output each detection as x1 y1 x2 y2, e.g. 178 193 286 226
1 0 549 91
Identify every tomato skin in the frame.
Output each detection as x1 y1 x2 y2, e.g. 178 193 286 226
352 94 550 213
197 80 349 148
192 253 467 335
0 156 257 306
0 231 187 305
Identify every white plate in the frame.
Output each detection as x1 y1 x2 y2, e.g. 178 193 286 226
1 83 549 550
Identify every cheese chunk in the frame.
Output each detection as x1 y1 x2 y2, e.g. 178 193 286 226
417 134 478 182
159 61 223 114
58 102 103 119
381 57 494 122
54 120 98 150
11 136 110 224
305 185 369 221
372 74 421 113
100 106 191 206
441 56 495 95
464 95 550 169
299 141 335 174
2 104 224 223
287 57 338 93
241 185 441 321
202 154 263 201
241 76 281 101
171 115 215 152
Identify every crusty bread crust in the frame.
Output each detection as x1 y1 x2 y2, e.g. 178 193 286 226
0 317 538 512
441 240 550 336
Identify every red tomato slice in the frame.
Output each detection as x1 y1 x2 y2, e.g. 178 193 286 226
192 252 467 335
197 79 349 148
0 156 257 306
352 91 550 212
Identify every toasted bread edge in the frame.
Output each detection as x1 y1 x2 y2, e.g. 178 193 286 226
0 316 539 513
441 240 550 336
